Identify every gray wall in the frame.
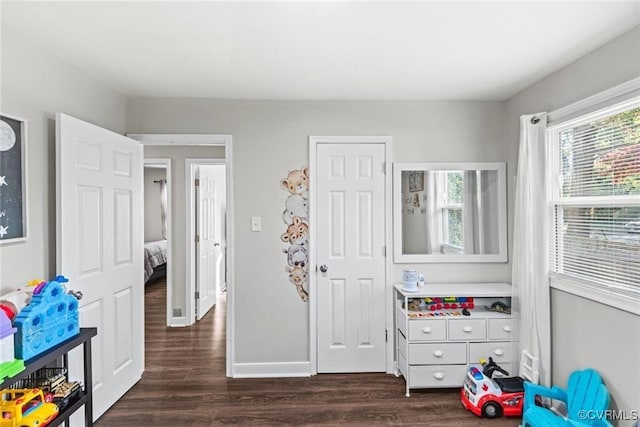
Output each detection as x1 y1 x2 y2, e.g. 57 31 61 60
0 28 127 290
505 25 640 425
127 99 509 363
143 167 167 242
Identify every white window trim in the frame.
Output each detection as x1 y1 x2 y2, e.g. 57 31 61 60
546 80 640 315
550 274 640 316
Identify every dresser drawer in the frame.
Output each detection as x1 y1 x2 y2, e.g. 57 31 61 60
398 348 408 378
408 342 467 365
488 318 513 340
448 319 487 341
397 308 407 336
398 331 408 358
407 319 447 341
469 342 512 365
408 364 467 388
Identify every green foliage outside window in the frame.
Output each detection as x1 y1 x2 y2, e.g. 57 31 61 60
446 171 463 247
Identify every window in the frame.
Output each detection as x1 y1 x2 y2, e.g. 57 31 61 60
548 100 640 309
440 171 463 252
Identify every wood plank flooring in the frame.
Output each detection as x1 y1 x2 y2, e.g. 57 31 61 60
96 279 520 426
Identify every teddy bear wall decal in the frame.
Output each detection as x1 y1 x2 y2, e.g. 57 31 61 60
280 167 309 302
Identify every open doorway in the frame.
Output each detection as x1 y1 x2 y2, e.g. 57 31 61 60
143 159 172 324
132 133 235 377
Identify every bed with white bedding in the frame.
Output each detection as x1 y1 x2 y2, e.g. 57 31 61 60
144 240 168 283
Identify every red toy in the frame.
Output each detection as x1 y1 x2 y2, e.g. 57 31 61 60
461 357 525 418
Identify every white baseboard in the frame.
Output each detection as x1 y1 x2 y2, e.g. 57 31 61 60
233 362 312 378
169 317 188 327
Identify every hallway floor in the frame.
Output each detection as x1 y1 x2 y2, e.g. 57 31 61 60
96 279 520 426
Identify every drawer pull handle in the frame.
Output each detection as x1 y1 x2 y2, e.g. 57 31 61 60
493 349 504 356
433 350 444 358
502 325 512 332
463 326 473 333
434 372 444 380
421 327 432 334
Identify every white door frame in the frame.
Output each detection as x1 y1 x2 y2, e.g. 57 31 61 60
143 158 173 327
129 133 235 377
186 159 225 322
308 135 394 375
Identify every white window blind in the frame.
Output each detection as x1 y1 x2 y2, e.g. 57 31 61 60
549 100 640 302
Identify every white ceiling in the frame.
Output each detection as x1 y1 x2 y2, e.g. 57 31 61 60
2 1 639 101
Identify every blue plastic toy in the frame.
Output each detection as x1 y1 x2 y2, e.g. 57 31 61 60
13 276 80 361
522 368 612 427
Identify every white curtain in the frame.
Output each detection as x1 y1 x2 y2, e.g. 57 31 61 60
424 171 441 254
512 113 551 386
462 170 480 254
160 180 168 240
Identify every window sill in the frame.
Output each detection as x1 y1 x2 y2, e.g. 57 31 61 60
550 274 640 316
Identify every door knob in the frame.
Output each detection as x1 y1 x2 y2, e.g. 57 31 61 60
214 242 220 247
319 265 328 273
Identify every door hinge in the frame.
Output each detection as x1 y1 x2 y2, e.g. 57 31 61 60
382 162 386 174
385 329 388 342
195 235 200 243
195 291 200 300
194 178 200 187
383 245 386 257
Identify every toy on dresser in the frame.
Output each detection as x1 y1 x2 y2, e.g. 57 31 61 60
13 276 81 361
404 296 476 318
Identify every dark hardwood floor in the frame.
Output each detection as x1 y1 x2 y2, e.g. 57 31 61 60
96 279 520 426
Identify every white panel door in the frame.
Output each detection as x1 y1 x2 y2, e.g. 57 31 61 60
316 143 386 372
56 113 144 423
196 165 219 320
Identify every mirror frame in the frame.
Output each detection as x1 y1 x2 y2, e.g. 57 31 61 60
393 162 508 263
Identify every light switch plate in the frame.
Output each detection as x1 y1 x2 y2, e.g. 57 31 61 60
251 216 262 232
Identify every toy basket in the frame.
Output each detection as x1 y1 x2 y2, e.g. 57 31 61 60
12 367 67 393
11 366 83 411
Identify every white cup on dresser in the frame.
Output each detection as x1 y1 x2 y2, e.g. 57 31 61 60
402 269 418 292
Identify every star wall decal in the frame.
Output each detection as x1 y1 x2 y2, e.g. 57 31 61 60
0 225 8 238
0 176 6 186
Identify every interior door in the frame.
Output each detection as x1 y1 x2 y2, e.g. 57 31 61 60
56 113 144 422
316 143 386 372
196 165 219 320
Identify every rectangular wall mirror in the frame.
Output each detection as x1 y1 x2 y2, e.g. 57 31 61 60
393 162 507 263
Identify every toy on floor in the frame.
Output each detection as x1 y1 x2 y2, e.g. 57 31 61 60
461 357 525 418
522 368 612 427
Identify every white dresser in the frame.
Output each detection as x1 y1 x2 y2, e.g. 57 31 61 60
394 283 516 397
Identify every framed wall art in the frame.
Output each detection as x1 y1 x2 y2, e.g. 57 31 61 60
0 114 27 243
408 171 424 192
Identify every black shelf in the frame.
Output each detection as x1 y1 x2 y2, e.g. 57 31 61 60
1 327 97 426
48 392 88 427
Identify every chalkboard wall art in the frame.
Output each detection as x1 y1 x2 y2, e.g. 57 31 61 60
0 114 27 244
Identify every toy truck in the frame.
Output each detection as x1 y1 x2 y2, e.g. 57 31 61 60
0 388 58 427
461 357 525 418
13 368 81 412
